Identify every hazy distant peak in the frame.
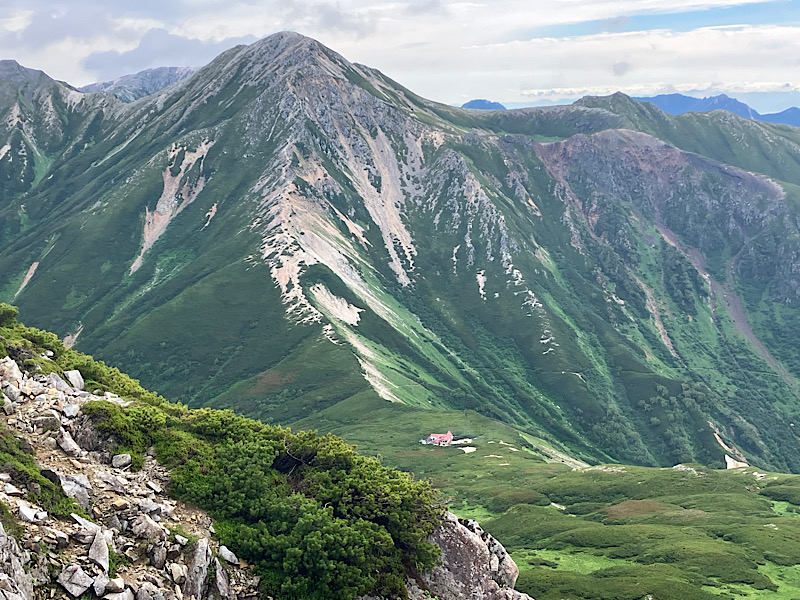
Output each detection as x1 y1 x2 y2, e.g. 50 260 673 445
80 66 198 103
636 92 760 119
462 99 506 110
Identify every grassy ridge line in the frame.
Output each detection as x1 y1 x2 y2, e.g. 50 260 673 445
0 303 442 600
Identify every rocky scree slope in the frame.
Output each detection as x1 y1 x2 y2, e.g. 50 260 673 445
0 316 530 600
0 355 261 600
2 33 800 472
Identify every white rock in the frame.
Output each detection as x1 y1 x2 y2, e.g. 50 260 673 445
212 558 234 600
182 538 211 600
104 578 125 594
94 572 110 597
130 514 166 541
4 483 23 497
63 370 85 391
0 522 33 600
104 589 134 600
59 473 93 510
46 373 73 394
218 546 238 565
71 513 101 532
0 358 22 385
57 565 94 597
17 505 38 523
168 563 187 585
58 430 82 456
63 403 80 418
111 454 131 469
89 531 109 572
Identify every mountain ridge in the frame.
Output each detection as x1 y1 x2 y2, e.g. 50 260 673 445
2 32 800 475
79 66 198 103
636 91 800 126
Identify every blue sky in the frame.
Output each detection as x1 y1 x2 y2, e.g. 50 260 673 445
0 0 798 112
529 0 800 38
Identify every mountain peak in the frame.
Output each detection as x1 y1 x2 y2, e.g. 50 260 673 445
0 59 49 85
243 30 327 58
179 29 357 101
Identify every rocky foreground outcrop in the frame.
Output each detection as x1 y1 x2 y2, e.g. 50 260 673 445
0 355 532 600
0 356 259 600
405 513 533 600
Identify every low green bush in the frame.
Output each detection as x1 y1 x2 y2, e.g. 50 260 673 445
85 401 442 600
0 303 443 600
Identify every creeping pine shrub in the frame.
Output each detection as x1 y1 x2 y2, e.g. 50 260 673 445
81 400 442 600
0 304 18 327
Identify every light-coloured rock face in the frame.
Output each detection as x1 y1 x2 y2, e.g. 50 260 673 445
411 512 532 600
56 565 94 597
360 511 532 600
183 537 212 600
63 370 85 391
0 523 33 600
0 358 22 385
88 531 109 572
79 66 198 103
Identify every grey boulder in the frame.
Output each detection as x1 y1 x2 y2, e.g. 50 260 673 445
218 545 238 565
130 514 166 541
182 538 212 600
0 358 22 385
63 370 85 391
59 474 93 510
57 430 82 456
111 454 132 469
57 565 94 597
89 531 109 572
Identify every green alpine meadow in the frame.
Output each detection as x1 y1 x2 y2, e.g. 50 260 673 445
4 30 800 598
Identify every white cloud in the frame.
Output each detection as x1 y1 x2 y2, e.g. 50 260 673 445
0 0 795 107
112 17 166 35
0 9 33 33
334 23 800 105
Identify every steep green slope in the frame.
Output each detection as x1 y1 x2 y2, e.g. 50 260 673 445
1 33 800 474
0 304 441 600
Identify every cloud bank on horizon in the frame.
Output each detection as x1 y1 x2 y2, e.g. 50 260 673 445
0 0 798 112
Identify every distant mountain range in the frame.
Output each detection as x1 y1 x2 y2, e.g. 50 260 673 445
79 66 197 102
461 98 506 110
636 93 800 127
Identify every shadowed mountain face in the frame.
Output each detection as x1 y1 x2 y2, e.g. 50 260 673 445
3 33 800 471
